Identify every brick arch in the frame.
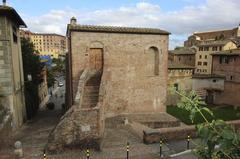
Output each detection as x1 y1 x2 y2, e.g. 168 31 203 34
89 41 104 49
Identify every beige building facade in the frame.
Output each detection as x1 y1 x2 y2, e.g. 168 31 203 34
167 62 194 106
20 30 67 59
0 5 27 129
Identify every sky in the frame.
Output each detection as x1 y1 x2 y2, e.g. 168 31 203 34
7 0 240 49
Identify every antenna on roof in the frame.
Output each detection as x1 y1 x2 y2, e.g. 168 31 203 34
3 0 6 6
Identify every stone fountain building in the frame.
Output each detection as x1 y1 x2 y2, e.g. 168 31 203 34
48 17 170 151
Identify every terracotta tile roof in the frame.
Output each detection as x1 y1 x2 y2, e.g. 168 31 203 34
168 62 195 69
68 24 170 35
169 48 196 55
197 40 233 47
211 48 240 56
0 5 26 27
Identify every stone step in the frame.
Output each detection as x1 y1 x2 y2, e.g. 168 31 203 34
81 103 98 108
83 94 99 98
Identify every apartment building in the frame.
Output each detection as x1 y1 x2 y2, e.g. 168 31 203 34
211 49 240 106
168 47 196 67
20 30 67 59
195 40 237 74
184 25 240 47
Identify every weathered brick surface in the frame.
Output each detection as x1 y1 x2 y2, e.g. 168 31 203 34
48 70 104 152
70 31 169 116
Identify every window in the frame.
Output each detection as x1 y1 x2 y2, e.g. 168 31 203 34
198 61 202 65
230 76 233 80
199 55 202 59
205 55 207 59
213 79 217 83
203 62 208 66
179 57 181 61
220 56 229 64
199 47 203 51
174 83 179 91
219 46 222 51
212 46 218 51
204 47 209 51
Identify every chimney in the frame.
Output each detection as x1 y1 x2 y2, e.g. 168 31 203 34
3 0 6 6
70 17 77 25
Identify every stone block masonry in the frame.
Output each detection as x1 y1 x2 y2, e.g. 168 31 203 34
51 22 170 151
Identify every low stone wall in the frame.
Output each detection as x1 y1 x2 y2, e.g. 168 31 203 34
143 120 240 144
47 106 102 152
0 114 12 149
47 69 104 152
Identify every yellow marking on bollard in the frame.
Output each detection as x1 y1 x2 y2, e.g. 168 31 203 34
87 149 90 157
127 142 130 152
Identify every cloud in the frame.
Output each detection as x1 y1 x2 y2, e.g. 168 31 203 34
23 9 77 35
22 0 240 49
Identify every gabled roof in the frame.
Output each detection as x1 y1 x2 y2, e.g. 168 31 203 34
168 62 195 69
67 24 170 35
197 40 234 47
169 48 196 55
0 5 26 27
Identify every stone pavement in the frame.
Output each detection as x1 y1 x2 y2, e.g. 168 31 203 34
0 85 197 159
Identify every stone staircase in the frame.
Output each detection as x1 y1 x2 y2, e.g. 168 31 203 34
82 71 102 108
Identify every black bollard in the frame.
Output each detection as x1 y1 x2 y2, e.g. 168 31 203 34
127 142 129 159
187 135 190 149
43 149 46 159
86 149 90 159
160 140 163 158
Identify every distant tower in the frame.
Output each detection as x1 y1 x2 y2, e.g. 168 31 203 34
70 17 77 25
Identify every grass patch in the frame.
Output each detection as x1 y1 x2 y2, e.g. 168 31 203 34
167 105 240 125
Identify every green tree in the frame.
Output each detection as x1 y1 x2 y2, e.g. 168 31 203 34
171 89 240 159
174 46 184 50
47 69 55 88
21 38 42 119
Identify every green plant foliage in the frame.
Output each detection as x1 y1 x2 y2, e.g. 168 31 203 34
174 90 240 159
21 38 42 119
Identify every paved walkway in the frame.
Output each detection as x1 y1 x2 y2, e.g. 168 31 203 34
1 84 197 159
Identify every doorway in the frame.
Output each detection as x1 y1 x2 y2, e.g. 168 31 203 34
89 48 103 71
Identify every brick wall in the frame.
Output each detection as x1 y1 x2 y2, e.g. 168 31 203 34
69 31 169 117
